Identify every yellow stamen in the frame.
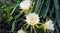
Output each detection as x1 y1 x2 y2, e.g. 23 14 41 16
29 17 35 24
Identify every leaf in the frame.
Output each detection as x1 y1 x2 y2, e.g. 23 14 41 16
54 0 60 27
55 26 59 33
31 0 37 13
33 26 37 33
10 3 20 15
31 26 33 33
40 0 51 18
49 6 54 17
34 0 42 13
14 12 23 19
8 16 13 22
38 0 45 15
11 20 17 32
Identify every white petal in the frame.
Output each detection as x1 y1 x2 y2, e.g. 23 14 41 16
17 29 25 33
45 19 54 30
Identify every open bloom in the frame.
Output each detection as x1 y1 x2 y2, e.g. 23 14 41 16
43 19 54 31
19 0 31 10
17 29 25 33
25 13 40 25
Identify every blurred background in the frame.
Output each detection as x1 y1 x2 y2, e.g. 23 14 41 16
0 0 60 33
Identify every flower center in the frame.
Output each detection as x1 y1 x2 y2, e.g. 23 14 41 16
24 3 27 6
29 16 35 24
43 22 47 29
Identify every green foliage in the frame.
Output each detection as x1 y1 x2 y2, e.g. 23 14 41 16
0 0 60 33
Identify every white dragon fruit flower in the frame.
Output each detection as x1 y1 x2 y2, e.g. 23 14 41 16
17 29 26 33
19 0 31 10
43 19 54 31
25 13 40 25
